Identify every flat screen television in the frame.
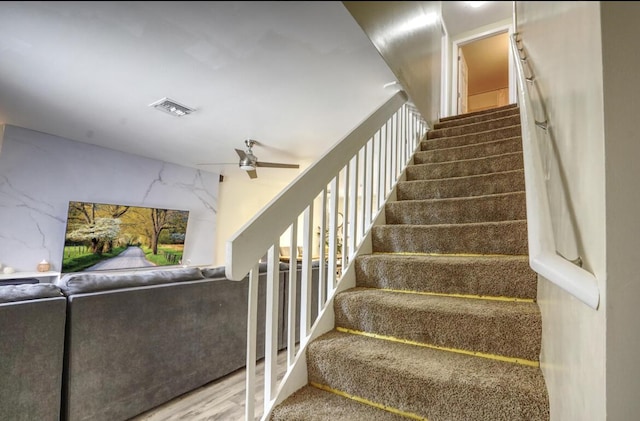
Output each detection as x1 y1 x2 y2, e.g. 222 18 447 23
61 201 190 273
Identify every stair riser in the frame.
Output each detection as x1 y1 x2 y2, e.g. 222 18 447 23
422 125 522 151
439 104 518 123
406 153 523 181
270 386 409 421
386 192 526 225
414 137 522 164
372 221 529 255
428 114 521 139
355 255 537 299
396 170 525 200
306 332 550 421
334 289 542 361
434 108 520 129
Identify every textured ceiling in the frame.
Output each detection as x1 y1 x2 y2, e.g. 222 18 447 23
0 1 398 179
0 1 511 180
441 1 512 37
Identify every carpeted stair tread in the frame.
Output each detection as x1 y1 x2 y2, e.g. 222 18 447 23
434 106 520 129
421 125 522 151
355 254 537 299
385 191 526 225
269 385 409 421
438 103 518 123
271 105 550 420
427 113 521 139
406 151 523 181
334 287 541 361
396 169 525 200
414 136 522 164
372 220 528 255
306 330 550 421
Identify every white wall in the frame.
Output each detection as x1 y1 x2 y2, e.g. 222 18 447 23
467 88 509 112
214 165 307 266
343 1 443 125
0 125 219 274
600 3 640 419
516 2 606 420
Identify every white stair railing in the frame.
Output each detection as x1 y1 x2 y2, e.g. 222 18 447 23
224 90 427 420
510 33 600 309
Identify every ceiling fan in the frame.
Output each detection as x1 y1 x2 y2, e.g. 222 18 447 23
198 139 300 179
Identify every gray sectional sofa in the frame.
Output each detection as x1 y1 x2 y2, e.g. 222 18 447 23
0 283 67 421
0 262 319 421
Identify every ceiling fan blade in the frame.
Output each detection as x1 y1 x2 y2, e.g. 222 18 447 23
196 162 237 166
256 161 300 169
246 169 258 179
235 148 247 159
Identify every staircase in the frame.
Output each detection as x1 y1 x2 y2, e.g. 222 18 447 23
270 104 550 420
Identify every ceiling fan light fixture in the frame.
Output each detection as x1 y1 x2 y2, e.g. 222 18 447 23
239 156 255 171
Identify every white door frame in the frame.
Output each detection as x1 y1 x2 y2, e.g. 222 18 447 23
449 22 515 116
440 20 450 120
458 48 469 114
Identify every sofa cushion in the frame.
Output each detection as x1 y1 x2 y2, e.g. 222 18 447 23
56 267 205 295
0 283 63 303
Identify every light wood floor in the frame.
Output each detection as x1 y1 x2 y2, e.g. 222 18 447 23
129 352 288 421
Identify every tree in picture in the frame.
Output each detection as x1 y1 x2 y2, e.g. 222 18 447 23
66 202 126 255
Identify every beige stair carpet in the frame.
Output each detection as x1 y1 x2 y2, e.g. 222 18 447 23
270 104 550 421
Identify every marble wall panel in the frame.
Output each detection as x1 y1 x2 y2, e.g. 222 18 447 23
0 125 219 275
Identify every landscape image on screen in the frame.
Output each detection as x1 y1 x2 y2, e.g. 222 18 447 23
62 201 190 273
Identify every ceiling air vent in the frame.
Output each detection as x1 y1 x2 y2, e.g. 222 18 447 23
149 97 195 117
